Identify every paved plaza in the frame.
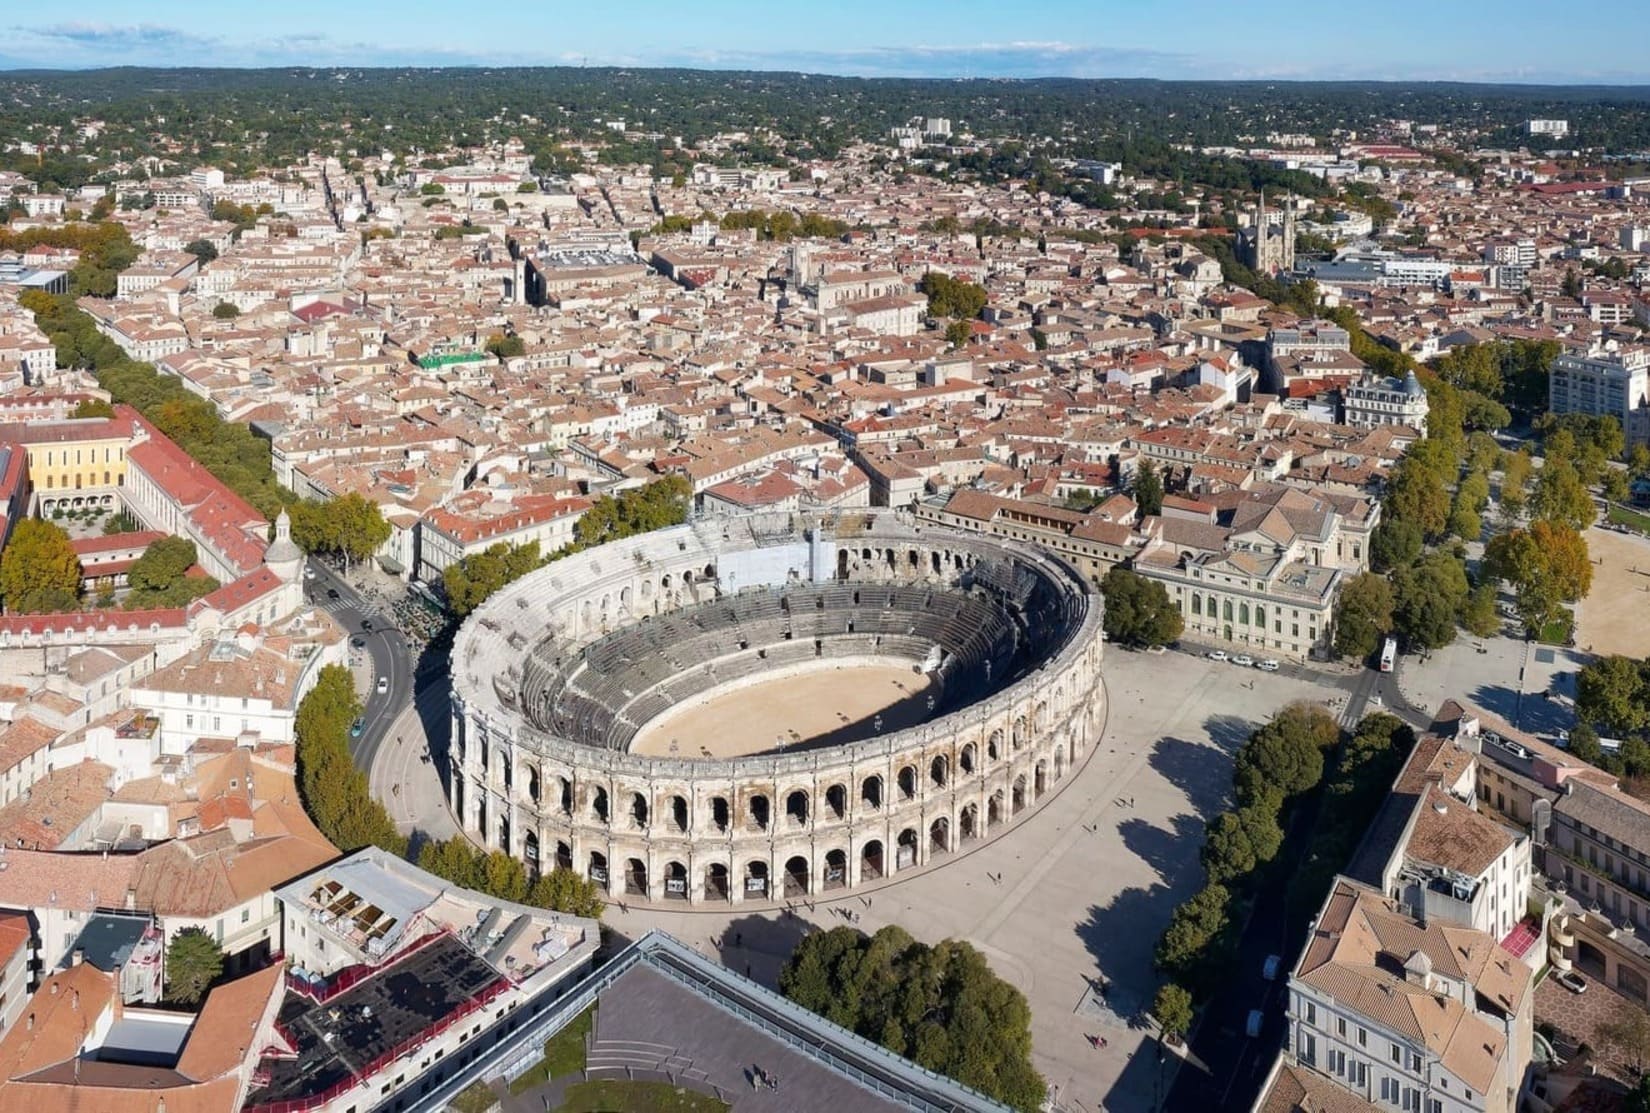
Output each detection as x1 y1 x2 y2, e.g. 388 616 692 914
1576 525 1650 659
597 649 1339 1113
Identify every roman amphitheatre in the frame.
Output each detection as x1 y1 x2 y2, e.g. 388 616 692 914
448 509 1104 905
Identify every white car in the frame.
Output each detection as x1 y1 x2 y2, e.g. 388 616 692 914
304 566 316 580
1206 649 1229 662
1232 654 1255 667
1257 659 1281 672
376 676 389 694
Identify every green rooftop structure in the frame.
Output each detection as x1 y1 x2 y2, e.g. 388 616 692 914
417 351 489 369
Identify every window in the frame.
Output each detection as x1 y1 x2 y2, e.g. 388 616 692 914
1390 1045 1401 1065
1358 1027 1368 1048
1336 1017 1347 1038
1304 1000 1317 1025
241 907 250 923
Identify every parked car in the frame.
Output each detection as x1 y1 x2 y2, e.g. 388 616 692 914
1262 954 1283 981
326 588 340 600
1145 644 1168 655
1257 659 1281 672
304 566 316 580
349 718 364 739
376 676 389 694
1555 970 1587 994
1206 649 1229 662
1245 1009 1264 1037
1232 654 1255 667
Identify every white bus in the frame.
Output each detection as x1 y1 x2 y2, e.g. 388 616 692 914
1379 636 1397 673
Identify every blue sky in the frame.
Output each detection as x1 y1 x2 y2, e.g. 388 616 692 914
4 0 1649 82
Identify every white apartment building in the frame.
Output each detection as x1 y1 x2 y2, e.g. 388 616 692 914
1262 879 1534 1113
1548 342 1650 445
1344 371 1431 431
417 492 590 584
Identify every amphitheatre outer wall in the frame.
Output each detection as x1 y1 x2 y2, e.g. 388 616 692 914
448 509 1105 905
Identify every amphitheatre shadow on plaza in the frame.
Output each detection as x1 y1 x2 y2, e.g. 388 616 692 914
1201 714 1253 755
1467 682 1574 738
711 912 819 986
1150 735 1238 817
1118 813 1205 884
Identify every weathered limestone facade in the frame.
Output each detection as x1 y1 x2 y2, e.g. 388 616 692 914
449 510 1104 905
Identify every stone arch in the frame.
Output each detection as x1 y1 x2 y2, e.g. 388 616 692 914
590 786 609 824
825 783 848 821
988 790 1005 828
588 850 609 885
1012 775 1028 815
897 764 918 801
624 857 648 897
709 795 731 833
896 827 920 869
663 860 688 900
929 816 951 856
959 802 980 842
1034 759 1048 799
861 839 884 882
628 791 649 828
1054 745 1066 781
747 792 771 831
929 754 949 788
960 742 977 775
526 764 541 804
555 840 573 872
783 855 810 897
861 774 884 810
1012 715 1027 750
785 789 809 826
987 729 1003 761
824 848 848 890
745 859 769 898
705 861 731 901
558 776 573 815
666 793 689 833
523 831 540 875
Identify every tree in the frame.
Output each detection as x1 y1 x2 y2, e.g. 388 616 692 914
294 664 405 856
1500 449 1533 517
1133 460 1165 517
1627 1073 1650 1113
779 925 1046 1111
1234 703 1335 803
1152 983 1194 1045
1462 583 1500 638
944 318 972 348
71 398 116 419
918 271 988 320
126 536 218 609
445 540 544 618
1385 459 1451 541
1201 804 1283 885
1482 522 1591 634
1155 884 1231 981
183 239 218 266
527 868 606 919
0 519 81 614
1369 517 1422 574
418 836 481 889
1576 656 1649 737
1100 566 1184 648
1569 723 1604 765
165 927 224 1005
1562 267 1582 300
1531 458 1595 531
1598 1006 1650 1077
289 494 391 570
1391 550 1469 650
485 332 526 358
212 301 240 320
1334 572 1394 660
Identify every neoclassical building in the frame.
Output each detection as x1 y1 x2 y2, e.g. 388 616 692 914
448 510 1104 904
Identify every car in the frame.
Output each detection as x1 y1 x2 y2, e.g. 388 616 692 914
1206 649 1229 662
1555 970 1587 994
1257 659 1281 672
1245 1009 1264 1038
304 566 316 580
1231 654 1255 667
376 676 389 694
350 636 365 648
349 718 364 739
361 619 373 632
326 588 340 600
1145 644 1168 655
1262 954 1283 981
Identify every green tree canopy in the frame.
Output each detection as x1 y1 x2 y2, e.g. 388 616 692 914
126 536 219 609
288 493 392 568
919 271 988 320
1132 460 1165 517
485 332 526 358
294 664 404 856
444 540 543 618
779 925 1045 1111
0 519 81 614
211 301 240 320
71 398 116 419
183 238 218 265
1334 572 1394 661
1531 458 1595 531
1100 566 1184 648
527 867 606 919
1391 549 1470 650
1576 655 1650 737
1152 983 1194 1043
165 927 225 1005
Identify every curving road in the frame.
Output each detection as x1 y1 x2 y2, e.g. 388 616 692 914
304 560 416 771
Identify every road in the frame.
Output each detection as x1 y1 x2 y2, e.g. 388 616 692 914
304 560 416 771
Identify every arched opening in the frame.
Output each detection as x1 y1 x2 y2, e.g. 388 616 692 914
785 790 809 826
930 755 948 788
526 766 541 804
929 817 950 855
1034 760 1048 799
625 858 648 897
556 840 572 871
745 860 769 899
783 855 810 897
897 765 917 801
825 783 847 820
629 792 649 828
1054 746 1066 780
748 793 770 831
591 787 609 824
960 803 979 842
711 796 730 833
1012 716 1027 750
861 775 883 810
523 832 540 875
668 794 688 833
1012 775 1028 815
931 551 942 575
861 840 884 882
987 730 1002 761
896 827 920 869
559 777 573 816
988 791 1004 829
1224 624 1233 641
837 549 850 579
588 851 609 885
706 862 730 901
824 849 847 890
960 743 976 774
664 861 688 900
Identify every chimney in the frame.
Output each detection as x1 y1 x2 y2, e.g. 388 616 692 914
71 948 83 967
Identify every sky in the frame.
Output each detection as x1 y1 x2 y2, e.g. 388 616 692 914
4 0 1650 83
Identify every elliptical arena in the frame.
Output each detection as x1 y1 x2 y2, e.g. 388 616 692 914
448 511 1104 905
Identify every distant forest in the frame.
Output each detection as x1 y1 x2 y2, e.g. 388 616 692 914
3 68 1650 183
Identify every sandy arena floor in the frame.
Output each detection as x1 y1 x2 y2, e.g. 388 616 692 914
628 660 939 758
1575 526 1650 658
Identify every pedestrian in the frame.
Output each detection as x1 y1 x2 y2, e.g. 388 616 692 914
1100 1037 1108 1049
735 932 743 946
746 963 752 976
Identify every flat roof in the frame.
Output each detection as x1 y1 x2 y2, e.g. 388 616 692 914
68 912 153 971
247 934 503 1105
